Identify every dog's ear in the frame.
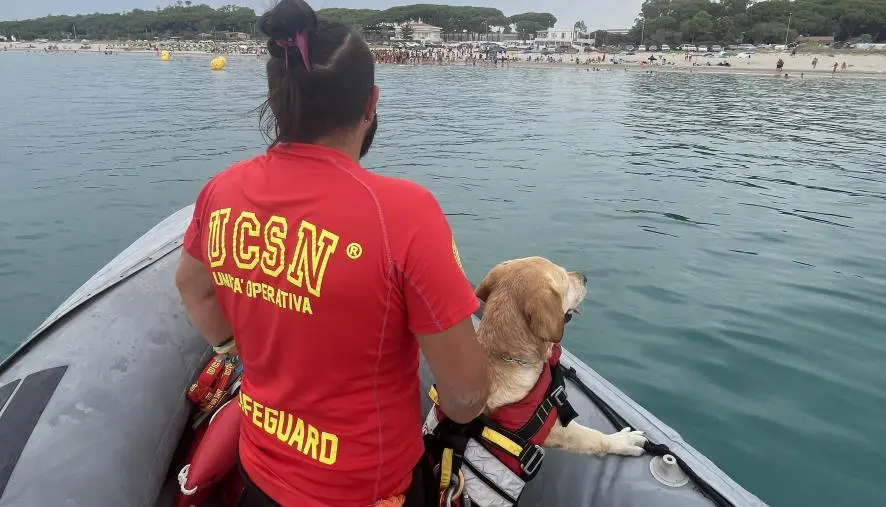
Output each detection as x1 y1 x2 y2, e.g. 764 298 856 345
475 264 507 302
523 287 565 343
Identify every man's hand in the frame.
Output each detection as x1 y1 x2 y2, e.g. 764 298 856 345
175 250 232 347
417 317 488 423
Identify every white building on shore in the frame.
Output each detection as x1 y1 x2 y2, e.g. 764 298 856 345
534 28 594 50
395 20 443 42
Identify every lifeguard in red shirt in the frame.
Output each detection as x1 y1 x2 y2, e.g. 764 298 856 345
174 1 489 506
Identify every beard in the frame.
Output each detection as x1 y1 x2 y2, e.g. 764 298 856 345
359 113 378 159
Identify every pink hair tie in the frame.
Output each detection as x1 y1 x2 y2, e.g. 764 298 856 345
275 31 311 71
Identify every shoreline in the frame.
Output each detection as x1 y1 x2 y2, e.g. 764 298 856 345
4 42 886 80
495 60 886 79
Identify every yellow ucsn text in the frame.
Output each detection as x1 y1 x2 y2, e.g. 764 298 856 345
239 391 339 466
205 209 341 313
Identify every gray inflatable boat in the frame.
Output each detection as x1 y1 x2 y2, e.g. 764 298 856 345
0 206 767 507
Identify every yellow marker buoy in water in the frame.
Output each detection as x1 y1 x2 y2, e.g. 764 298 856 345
210 56 226 71
160 50 170 61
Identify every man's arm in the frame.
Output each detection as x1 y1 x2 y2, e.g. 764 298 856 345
417 318 488 423
175 250 232 348
397 183 489 423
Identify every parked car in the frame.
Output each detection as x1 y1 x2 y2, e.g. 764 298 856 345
648 44 659 51
638 45 647 52
661 44 671 51
712 45 723 51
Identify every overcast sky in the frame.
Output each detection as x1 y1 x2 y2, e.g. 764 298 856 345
1 0 643 30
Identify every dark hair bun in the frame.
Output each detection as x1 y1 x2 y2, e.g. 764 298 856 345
260 0 318 43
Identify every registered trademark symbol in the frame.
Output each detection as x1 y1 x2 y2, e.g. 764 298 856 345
346 243 363 260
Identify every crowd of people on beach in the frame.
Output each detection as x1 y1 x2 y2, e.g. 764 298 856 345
369 47 655 68
822 58 848 73
371 47 512 66
367 46 860 79
770 55 851 78
369 44 863 72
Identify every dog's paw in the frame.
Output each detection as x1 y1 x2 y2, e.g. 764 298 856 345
605 427 647 456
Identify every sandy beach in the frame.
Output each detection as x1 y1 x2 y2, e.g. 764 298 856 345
484 50 886 79
596 50 886 78
502 52 886 80
5 40 886 79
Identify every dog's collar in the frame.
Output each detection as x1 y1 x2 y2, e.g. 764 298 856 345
494 355 535 367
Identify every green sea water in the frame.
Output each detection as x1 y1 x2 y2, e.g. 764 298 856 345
1 51 885 506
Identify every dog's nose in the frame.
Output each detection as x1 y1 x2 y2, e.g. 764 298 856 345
579 272 588 284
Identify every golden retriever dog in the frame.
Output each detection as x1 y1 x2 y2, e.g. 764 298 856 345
475 257 647 457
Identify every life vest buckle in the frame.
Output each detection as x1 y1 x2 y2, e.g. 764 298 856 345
550 385 568 408
519 444 545 477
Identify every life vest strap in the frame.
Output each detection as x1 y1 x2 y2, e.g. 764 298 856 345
432 418 472 493
426 359 578 442
426 355 580 489
491 361 579 444
426 385 556 480
475 418 545 478
440 448 455 489
549 363 580 426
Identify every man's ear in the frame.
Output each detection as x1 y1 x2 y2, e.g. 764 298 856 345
523 287 565 343
364 85 380 122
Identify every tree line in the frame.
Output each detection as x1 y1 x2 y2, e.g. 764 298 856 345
0 3 557 42
324 7 556 41
0 4 258 41
630 0 886 47
7 0 879 46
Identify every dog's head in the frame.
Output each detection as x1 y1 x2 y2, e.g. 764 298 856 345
475 257 588 344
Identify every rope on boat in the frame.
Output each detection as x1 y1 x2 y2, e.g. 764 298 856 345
561 367 736 507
